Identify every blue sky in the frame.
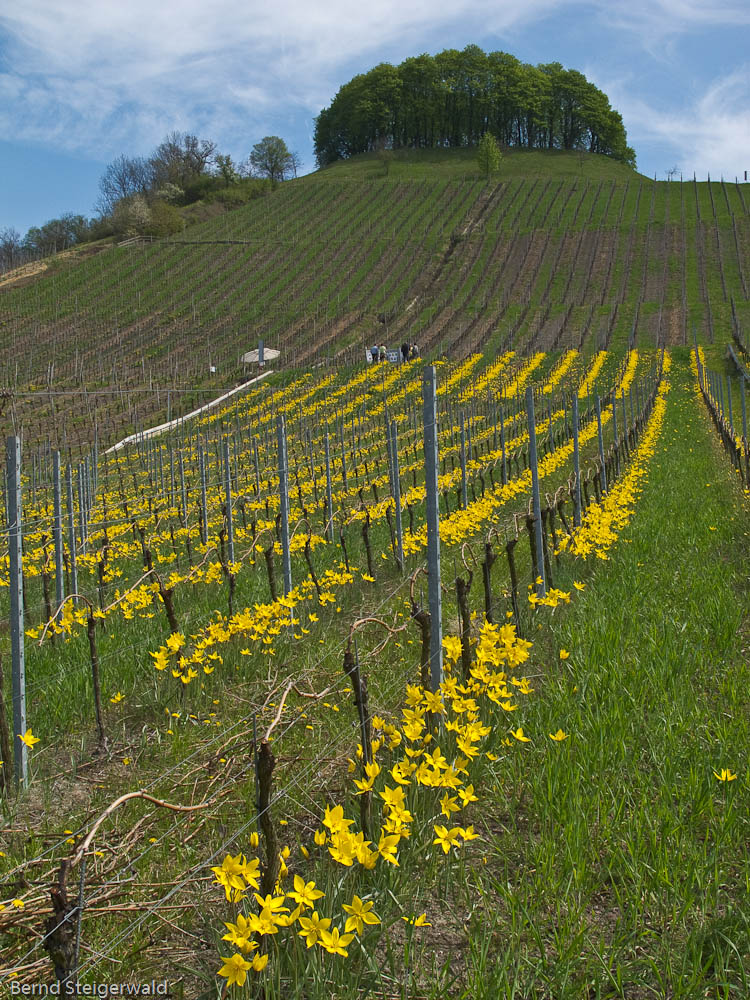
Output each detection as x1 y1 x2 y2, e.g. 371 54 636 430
1 0 749 235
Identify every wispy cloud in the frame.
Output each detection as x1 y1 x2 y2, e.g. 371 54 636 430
0 0 556 157
0 0 747 168
597 67 750 178
594 0 750 33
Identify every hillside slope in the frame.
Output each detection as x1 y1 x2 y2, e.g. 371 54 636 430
1 148 748 451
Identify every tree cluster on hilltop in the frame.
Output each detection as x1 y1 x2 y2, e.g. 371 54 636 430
314 46 635 168
0 134 298 275
96 133 300 239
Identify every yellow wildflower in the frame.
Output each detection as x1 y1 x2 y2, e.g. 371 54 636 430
342 895 380 934
218 953 252 987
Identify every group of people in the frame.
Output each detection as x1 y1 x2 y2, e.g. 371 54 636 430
401 342 420 361
369 342 421 363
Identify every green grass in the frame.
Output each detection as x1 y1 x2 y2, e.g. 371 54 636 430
4 347 750 996
0 352 639 988
311 147 646 183
459 349 750 997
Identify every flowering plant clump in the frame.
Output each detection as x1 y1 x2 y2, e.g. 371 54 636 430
213 619 538 987
558 353 670 562
504 353 546 397
578 350 608 399
437 353 483 398
619 349 640 395
543 350 579 394
150 564 356 684
463 351 515 399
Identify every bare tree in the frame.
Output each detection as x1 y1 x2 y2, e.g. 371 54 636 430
97 155 152 215
0 228 24 272
149 132 216 189
288 150 303 179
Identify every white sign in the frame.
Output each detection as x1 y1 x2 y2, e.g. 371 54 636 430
366 348 400 363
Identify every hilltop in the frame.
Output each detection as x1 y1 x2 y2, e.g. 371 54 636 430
314 47 634 168
308 147 642 182
0 147 748 452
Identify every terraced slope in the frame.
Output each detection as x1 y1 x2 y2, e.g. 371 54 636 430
1 148 748 452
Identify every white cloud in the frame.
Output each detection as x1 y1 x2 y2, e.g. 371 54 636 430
0 0 747 166
588 0 750 67
594 0 750 33
0 0 558 157
597 68 750 179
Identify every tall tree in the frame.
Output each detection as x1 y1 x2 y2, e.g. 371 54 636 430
288 151 303 178
249 137 293 183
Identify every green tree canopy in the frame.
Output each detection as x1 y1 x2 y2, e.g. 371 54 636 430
249 136 294 183
314 46 635 169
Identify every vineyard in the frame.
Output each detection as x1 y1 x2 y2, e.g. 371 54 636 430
1 149 750 997
0 148 749 457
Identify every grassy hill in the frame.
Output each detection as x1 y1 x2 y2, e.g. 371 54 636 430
5 148 750 995
1 147 748 452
